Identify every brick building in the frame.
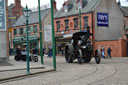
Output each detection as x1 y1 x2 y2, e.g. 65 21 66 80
11 0 57 53
54 0 126 57
121 6 128 56
8 0 22 28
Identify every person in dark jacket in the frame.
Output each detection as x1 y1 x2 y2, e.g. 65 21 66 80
15 46 22 61
107 47 112 58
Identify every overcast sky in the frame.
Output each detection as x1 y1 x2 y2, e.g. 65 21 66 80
8 0 128 10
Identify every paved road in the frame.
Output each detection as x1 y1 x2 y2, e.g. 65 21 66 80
0 56 128 85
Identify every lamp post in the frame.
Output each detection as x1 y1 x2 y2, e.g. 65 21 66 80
50 0 56 70
23 5 32 74
38 0 43 64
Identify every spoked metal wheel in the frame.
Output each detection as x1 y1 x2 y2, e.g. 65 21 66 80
65 45 73 63
95 49 101 64
78 49 82 64
83 56 92 63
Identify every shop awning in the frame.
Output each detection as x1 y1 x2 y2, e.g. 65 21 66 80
13 35 39 42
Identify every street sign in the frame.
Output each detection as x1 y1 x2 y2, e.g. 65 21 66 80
0 0 6 31
97 13 109 27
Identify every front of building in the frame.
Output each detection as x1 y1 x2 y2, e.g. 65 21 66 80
54 0 127 57
11 4 57 54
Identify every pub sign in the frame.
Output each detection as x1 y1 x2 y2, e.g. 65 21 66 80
97 12 109 27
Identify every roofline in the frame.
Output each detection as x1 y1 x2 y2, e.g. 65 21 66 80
11 23 39 28
54 11 93 19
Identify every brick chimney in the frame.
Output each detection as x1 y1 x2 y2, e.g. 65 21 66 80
53 0 56 9
15 0 21 6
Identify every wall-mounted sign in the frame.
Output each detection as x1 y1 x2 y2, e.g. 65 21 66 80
0 0 6 31
97 13 109 27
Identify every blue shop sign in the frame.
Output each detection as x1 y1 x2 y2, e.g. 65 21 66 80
0 0 6 31
97 13 109 27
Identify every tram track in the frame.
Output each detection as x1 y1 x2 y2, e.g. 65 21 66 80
61 64 100 85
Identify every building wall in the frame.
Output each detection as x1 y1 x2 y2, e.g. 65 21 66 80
94 0 124 41
94 39 127 57
43 9 58 52
93 0 126 57
125 17 128 29
0 0 8 61
54 13 92 34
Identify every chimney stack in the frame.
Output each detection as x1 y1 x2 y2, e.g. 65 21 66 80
53 0 56 9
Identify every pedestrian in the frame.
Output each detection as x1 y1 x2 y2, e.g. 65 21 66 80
61 47 64 56
107 47 112 58
101 47 105 58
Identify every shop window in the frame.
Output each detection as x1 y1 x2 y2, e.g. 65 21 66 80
56 21 60 32
34 25 38 33
65 19 69 31
20 28 23 35
74 18 78 30
83 16 88 28
14 29 17 35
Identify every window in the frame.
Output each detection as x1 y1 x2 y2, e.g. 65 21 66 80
24 27 26 33
83 16 88 28
64 5 68 13
30 26 33 32
14 29 17 35
65 19 69 30
74 18 78 30
17 29 20 34
56 21 60 32
34 25 38 33
20 28 23 35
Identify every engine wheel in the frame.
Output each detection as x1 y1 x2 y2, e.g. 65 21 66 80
65 45 73 63
83 56 92 63
78 49 82 64
33 56 38 62
95 49 101 64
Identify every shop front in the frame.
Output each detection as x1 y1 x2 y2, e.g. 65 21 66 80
13 35 39 52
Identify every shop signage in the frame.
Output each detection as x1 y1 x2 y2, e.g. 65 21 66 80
97 13 108 27
0 0 6 31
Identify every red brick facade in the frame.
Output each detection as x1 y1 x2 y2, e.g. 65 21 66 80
94 39 127 57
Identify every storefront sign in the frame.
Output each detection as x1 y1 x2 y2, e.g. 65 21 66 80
97 13 108 27
0 0 6 31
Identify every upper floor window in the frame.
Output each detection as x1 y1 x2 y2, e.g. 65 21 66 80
20 28 23 35
74 18 78 30
34 25 38 33
63 5 68 13
65 19 69 31
56 21 60 32
83 16 88 28
14 29 17 36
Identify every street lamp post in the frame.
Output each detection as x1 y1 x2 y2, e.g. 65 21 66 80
23 5 32 74
50 0 56 70
38 0 43 64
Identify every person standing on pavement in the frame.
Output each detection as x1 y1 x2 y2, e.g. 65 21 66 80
101 47 105 58
107 47 112 58
61 47 64 56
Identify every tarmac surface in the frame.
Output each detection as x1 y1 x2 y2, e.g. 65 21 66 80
0 56 128 85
